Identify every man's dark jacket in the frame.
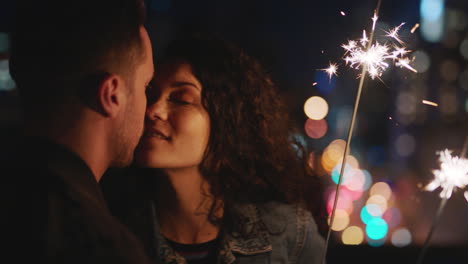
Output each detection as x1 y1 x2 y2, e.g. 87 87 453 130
1 137 152 264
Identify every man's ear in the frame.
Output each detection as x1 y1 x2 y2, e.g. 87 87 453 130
96 74 126 118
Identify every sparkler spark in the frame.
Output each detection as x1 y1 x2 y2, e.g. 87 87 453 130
422 100 438 107
326 17 416 80
372 12 378 31
322 63 338 79
385 22 405 44
425 149 468 199
340 11 346 16
312 82 318 86
411 23 420 33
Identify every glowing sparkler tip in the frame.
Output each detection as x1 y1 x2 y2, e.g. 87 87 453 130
340 11 346 16
321 63 338 79
312 82 318 86
422 100 438 107
425 149 468 199
411 23 420 34
372 12 379 31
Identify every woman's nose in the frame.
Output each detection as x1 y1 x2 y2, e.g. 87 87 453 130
146 99 168 121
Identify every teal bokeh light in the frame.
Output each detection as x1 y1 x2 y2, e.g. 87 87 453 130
366 218 388 240
331 163 353 184
360 205 380 224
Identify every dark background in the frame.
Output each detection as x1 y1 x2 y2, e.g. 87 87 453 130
1 0 467 263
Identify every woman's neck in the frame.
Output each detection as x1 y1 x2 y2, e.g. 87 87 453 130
155 167 222 244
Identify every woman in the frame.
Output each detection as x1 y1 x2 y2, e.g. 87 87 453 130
102 34 325 264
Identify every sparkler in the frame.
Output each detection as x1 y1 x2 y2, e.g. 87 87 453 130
321 62 338 79
411 23 420 34
422 100 438 107
416 137 468 264
321 1 417 263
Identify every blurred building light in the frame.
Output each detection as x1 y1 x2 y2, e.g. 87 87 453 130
420 0 445 43
0 33 9 53
328 209 350 231
396 92 417 116
446 8 467 31
391 228 412 247
460 69 468 91
370 182 392 200
440 91 458 116
342 226 364 245
304 96 329 120
412 50 431 73
465 98 468 113
383 207 402 228
304 118 328 139
440 60 460 82
460 38 468 60
0 60 15 91
395 133 416 157
366 217 388 240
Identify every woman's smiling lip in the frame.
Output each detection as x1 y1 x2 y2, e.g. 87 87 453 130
145 128 171 140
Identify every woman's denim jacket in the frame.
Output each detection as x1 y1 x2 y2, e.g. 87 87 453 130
150 201 325 264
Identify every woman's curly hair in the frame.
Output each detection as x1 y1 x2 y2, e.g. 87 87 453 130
150 33 325 231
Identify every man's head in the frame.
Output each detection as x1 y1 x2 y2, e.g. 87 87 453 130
9 0 154 167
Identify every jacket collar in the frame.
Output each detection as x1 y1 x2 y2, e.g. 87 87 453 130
151 202 272 264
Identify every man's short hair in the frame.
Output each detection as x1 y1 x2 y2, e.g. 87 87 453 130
9 0 146 113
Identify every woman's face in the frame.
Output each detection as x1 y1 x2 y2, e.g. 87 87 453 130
135 62 210 170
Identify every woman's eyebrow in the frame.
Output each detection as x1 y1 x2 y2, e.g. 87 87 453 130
172 81 200 91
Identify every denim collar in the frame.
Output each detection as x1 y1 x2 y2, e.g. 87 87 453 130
150 202 273 264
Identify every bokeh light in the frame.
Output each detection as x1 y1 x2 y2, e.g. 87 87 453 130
331 163 354 185
446 8 468 31
361 170 373 191
365 203 383 218
342 226 364 245
420 0 445 43
346 169 366 192
0 33 9 53
383 207 402 229
440 91 458 116
304 96 329 120
0 60 15 91
440 60 460 82
370 182 392 200
412 50 431 73
459 68 468 91
328 209 350 231
367 236 386 247
304 118 328 139
327 188 354 214
366 217 388 240
395 133 416 157
366 194 388 214
321 139 346 173
460 38 468 60
361 205 379 224
396 92 417 116
391 228 412 247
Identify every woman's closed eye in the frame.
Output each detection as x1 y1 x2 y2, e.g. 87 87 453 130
168 91 197 105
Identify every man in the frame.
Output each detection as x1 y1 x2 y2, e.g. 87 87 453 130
2 0 154 262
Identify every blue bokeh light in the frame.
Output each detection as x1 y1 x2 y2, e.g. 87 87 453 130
421 0 444 22
314 70 336 95
420 0 445 43
366 217 388 240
